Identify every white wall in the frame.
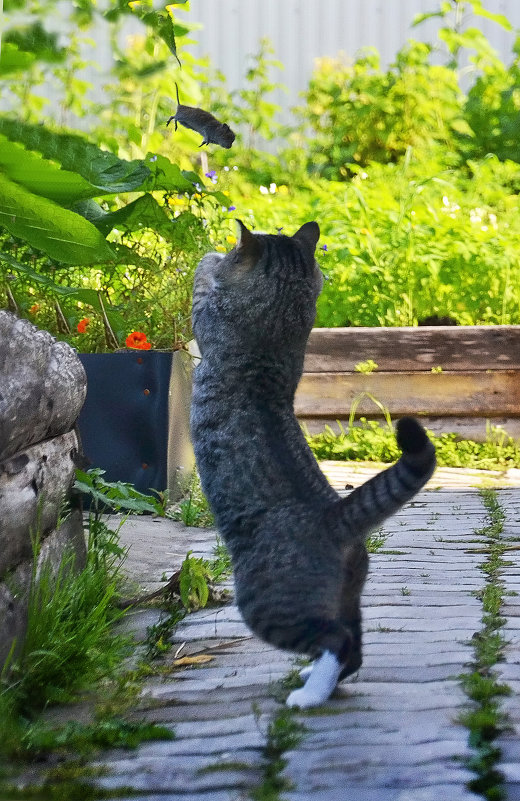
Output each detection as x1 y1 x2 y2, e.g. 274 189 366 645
3 1 520 130
178 0 520 122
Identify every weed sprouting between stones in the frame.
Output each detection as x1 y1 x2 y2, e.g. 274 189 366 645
459 489 512 801
0 474 176 796
251 706 306 801
366 529 387 553
168 471 215 528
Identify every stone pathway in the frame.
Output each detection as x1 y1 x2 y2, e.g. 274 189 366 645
91 470 519 801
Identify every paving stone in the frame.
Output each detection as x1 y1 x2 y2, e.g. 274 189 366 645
114 794 246 801
363 605 480 619
502 763 520 782
282 760 474 791
79 486 520 799
285 787 480 801
95 763 261 793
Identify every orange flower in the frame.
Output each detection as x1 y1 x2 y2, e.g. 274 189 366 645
77 317 90 333
29 303 40 314
125 331 152 350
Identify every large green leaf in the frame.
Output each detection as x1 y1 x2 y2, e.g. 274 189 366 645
0 43 35 75
90 193 171 237
0 118 150 194
104 0 188 61
0 252 84 297
0 134 99 204
0 173 115 264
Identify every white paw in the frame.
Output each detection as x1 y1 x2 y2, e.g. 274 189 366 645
299 664 313 681
286 686 328 709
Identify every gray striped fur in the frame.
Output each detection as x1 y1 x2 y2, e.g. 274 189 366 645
191 221 436 680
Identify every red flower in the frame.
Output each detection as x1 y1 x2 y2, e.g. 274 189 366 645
29 303 40 314
77 317 90 333
125 331 152 350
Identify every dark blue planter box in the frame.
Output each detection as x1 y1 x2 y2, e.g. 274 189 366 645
77 351 175 496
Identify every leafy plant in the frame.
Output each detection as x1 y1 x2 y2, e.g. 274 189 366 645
307 418 520 470
179 550 211 610
74 467 165 518
144 608 186 660
21 716 173 756
413 0 512 70
298 41 464 179
233 149 520 328
0 116 228 349
0 518 130 763
168 471 215 527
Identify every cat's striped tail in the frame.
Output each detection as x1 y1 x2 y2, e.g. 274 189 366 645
328 417 436 538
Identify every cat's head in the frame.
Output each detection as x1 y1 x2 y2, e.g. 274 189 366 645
192 220 323 356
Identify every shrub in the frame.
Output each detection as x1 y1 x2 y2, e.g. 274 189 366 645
464 37 520 163
298 41 464 179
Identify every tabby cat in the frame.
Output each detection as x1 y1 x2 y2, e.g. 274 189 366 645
190 220 436 708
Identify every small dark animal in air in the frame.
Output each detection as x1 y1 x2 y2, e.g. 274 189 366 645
166 83 235 149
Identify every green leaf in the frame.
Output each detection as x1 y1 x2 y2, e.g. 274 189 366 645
144 154 199 193
104 0 187 23
0 134 98 204
71 199 110 224
451 118 475 137
127 2 182 60
91 194 171 237
179 552 210 609
0 252 74 295
4 22 67 63
471 4 512 31
0 173 115 264
74 468 163 515
412 11 444 27
0 43 35 75
0 118 150 194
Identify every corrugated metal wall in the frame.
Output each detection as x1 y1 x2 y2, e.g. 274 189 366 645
179 0 520 122
3 2 519 129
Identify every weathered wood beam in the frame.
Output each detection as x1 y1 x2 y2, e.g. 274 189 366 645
304 326 520 373
295 370 520 419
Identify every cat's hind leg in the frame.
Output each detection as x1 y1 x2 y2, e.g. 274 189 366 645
295 617 361 698
298 663 314 681
286 618 354 708
287 650 342 708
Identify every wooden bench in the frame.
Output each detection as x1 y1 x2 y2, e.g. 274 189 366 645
295 326 520 440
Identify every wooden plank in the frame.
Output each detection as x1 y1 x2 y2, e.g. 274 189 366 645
304 326 520 373
294 371 520 418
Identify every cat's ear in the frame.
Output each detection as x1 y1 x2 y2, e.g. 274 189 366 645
233 219 263 273
292 221 320 253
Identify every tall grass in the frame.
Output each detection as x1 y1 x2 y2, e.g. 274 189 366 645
0 517 130 760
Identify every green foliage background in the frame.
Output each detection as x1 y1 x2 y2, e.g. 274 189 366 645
2 0 520 347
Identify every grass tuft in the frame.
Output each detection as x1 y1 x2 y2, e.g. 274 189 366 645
307 419 520 470
458 489 511 801
251 707 306 801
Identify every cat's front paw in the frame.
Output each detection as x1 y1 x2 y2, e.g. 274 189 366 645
286 686 328 709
